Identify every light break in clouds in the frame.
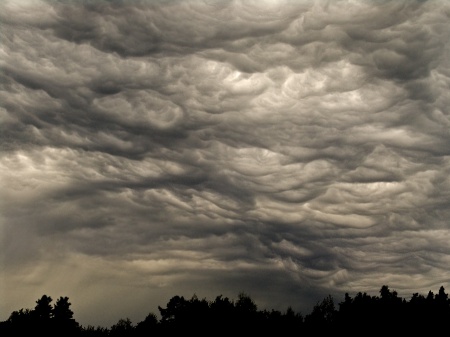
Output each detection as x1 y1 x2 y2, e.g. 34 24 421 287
1 0 450 328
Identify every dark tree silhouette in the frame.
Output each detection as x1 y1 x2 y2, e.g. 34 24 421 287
53 296 74 320
80 325 109 337
208 294 236 333
433 285 450 324
235 292 257 313
158 294 211 334
233 292 259 333
33 294 54 334
110 317 134 337
282 305 304 331
304 294 336 332
53 296 80 336
158 295 186 324
1 308 34 335
135 312 159 336
34 294 53 320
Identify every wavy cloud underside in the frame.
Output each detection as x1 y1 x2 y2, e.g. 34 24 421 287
1 0 450 328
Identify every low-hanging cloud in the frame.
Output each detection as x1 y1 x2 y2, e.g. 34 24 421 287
1 0 450 328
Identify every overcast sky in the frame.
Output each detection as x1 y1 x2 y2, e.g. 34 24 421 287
1 0 450 328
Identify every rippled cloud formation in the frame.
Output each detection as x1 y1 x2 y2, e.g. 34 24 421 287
1 0 450 328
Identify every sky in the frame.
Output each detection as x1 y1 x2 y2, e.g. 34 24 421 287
1 0 450 329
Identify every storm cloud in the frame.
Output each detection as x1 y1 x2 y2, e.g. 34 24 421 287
1 0 450 328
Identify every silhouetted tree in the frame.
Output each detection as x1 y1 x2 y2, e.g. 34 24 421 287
7 308 34 325
336 292 353 326
304 294 336 332
234 292 259 332
432 286 450 325
209 294 236 332
81 325 109 337
34 294 53 320
33 294 54 334
158 294 212 334
158 295 189 333
2 308 34 335
185 294 211 332
435 286 449 306
135 312 159 336
53 296 80 336
235 292 257 313
378 285 404 325
283 305 304 332
53 296 74 320
158 295 186 324
110 317 134 337
259 306 304 334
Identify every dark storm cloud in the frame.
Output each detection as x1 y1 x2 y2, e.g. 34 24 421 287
48 0 299 56
1 0 450 328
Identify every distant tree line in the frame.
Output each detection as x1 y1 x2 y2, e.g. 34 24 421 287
1 285 449 336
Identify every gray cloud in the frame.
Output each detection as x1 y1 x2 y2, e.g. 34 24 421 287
1 0 450 328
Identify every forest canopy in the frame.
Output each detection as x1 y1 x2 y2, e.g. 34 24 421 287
1 285 449 336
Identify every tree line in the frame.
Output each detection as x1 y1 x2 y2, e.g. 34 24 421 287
1 285 449 336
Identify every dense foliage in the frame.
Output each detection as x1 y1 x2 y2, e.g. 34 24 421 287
2 285 449 335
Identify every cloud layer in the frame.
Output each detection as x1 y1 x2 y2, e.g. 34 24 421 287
1 0 450 328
